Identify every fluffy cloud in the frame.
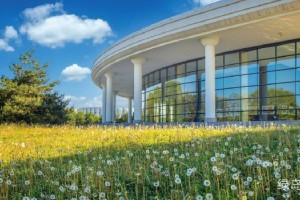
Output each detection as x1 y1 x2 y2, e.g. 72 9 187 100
0 26 18 52
20 3 112 48
62 64 91 81
4 26 18 40
0 39 14 52
193 0 221 6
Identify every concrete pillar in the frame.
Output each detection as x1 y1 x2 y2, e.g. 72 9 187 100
101 84 106 123
127 97 132 123
112 91 116 122
131 57 145 123
201 36 219 123
105 72 114 123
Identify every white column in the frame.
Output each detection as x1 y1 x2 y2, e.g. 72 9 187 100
112 91 117 122
105 72 114 123
127 97 132 123
201 36 219 123
131 57 145 123
101 84 106 123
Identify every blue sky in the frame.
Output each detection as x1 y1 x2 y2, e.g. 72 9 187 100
0 0 219 109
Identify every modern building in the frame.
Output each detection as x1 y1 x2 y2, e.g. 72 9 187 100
78 107 101 117
92 0 300 123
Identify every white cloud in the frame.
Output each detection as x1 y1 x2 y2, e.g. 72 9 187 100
0 39 14 52
0 26 19 52
62 64 91 81
20 3 112 48
4 26 18 40
22 2 63 22
193 0 221 6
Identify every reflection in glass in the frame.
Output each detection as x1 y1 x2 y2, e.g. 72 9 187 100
276 56 296 70
277 43 295 57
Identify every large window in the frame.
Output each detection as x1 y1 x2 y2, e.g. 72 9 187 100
142 39 300 122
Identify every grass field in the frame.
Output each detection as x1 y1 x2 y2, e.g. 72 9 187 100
0 124 299 199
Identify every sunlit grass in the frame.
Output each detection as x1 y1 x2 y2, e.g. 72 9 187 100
0 124 299 199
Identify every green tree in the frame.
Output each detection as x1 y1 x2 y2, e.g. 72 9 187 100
85 112 100 125
76 111 86 126
0 51 59 124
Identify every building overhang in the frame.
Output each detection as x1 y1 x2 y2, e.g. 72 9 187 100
92 0 300 97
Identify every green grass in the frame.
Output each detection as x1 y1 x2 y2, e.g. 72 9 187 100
0 124 299 199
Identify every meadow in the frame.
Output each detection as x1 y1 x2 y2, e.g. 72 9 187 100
0 124 299 200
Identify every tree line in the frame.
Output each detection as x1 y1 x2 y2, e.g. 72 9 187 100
0 51 100 125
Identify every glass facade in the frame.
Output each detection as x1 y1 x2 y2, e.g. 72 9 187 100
142 39 300 122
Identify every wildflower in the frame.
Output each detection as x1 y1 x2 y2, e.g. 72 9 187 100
210 157 216 162
169 157 174 162
0 178 3 184
203 180 211 187
231 185 237 190
59 186 65 192
6 180 12 185
99 192 106 198
247 177 253 182
50 194 56 200
175 177 181 184
97 171 104 176
153 181 160 187
195 195 203 200
22 197 30 200
79 196 87 200
267 197 275 200
37 171 43 176
206 193 213 200
105 181 111 187
232 173 239 180
84 187 91 193
195 152 199 157
248 191 254 196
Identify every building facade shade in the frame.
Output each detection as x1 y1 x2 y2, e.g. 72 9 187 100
142 40 300 122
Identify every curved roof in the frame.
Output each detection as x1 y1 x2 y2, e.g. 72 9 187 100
92 0 300 97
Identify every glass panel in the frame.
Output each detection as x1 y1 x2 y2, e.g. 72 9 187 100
215 67 223 78
296 95 300 108
185 73 196 83
241 74 258 86
225 52 239 66
216 55 223 67
277 43 295 57
183 82 197 93
216 90 223 101
241 62 258 74
216 101 223 112
259 71 275 85
259 59 275 71
168 66 175 77
161 69 166 81
297 42 300 54
277 110 295 120
224 88 240 99
224 65 240 77
216 78 223 89
224 112 241 121
242 86 258 98
276 69 295 83
224 76 240 88
154 71 160 81
216 113 224 121
148 73 154 84
184 93 197 103
258 46 275 60
241 50 257 62
276 96 295 110
297 55 300 67
259 84 275 98
198 59 205 70
224 100 240 111
276 83 295 96
186 61 196 73
276 56 296 70
296 82 300 94
177 64 185 76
